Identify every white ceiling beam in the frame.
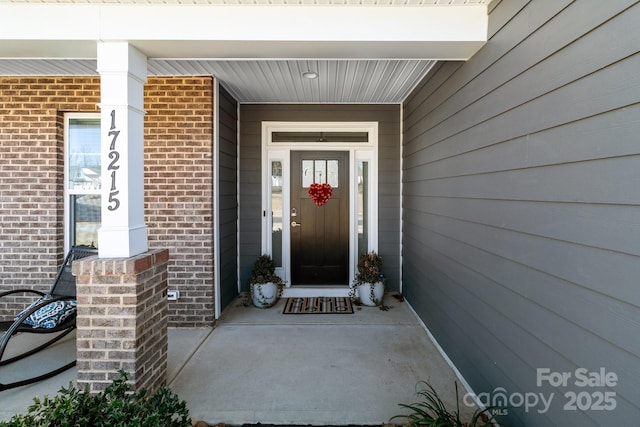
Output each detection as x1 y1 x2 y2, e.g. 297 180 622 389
0 5 487 60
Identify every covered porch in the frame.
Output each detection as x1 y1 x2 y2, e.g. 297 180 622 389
0 295 475 425
0 0 491 415
3 1 639 425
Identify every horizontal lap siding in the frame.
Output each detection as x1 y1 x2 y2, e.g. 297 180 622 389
239 104 401 291
217 84 239 311
402 1 640 426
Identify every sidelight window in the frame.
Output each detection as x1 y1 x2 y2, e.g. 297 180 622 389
357 160 369 257
271 160 283 268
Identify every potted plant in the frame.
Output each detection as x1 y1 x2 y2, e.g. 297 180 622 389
350 251 385 306
249 254 284 308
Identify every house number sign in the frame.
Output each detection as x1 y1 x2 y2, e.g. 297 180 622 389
107 109 121 211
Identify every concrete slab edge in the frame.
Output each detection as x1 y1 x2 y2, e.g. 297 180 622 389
168 327 215 387
403 300 482 408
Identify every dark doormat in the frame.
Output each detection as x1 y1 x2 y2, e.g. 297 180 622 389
283 297 354 314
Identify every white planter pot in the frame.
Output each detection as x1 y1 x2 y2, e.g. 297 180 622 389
251 282 279 308
356 282 385 306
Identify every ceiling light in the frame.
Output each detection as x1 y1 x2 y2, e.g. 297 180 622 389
302 71 318 79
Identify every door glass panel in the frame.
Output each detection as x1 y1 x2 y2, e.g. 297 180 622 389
271 161 283 267
327 160 339 187
302 160 314 187
302 159 339 187
314 160 326 184
357 161 369 256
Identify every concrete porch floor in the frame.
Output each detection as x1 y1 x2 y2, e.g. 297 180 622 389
1 294 476 425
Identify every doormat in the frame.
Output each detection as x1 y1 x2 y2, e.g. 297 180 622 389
283 297 354 314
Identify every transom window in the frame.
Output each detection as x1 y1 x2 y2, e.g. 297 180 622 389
272 131 368 143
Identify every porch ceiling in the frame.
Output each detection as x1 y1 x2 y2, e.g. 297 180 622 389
0 59 437 103
0 1 491 103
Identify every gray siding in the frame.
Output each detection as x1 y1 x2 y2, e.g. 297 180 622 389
402 1 640 426
239 104 401 291
217 84 239 311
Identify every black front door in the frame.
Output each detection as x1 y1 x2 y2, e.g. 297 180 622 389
290 151 349 285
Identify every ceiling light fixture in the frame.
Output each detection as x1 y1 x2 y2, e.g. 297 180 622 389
302 71 318 79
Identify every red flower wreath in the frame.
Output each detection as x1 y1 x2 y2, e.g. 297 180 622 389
308 183 333 206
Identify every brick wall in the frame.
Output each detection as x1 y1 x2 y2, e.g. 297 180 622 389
0 77 215 326
145 77 215 327
0 77 100 320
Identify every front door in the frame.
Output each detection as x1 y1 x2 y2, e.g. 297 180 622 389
290 151 349 285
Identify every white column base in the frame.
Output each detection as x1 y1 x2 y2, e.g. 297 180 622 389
98 224 148 258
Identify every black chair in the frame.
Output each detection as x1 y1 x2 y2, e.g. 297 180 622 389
0 246 97 391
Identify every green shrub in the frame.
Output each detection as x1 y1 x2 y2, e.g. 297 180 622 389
353 251 385 286
249 254 284 285
391 381 499 427
1 370 190 427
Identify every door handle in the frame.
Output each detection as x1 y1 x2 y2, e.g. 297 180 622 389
291 221 301 228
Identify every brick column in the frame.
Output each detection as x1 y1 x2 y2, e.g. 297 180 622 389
73 249 169 393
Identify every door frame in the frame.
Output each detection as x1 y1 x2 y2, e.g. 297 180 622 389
261 121 379 297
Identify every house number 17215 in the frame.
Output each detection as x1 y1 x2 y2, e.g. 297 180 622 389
107 109 121 211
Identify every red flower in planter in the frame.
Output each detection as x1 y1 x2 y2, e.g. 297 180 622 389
308 183 333 206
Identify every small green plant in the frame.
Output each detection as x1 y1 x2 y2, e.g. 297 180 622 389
391 381 499 427
349 251 386 305
353 251 385 286
0 370 190 427
249 254 284 286
248 254 284 308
